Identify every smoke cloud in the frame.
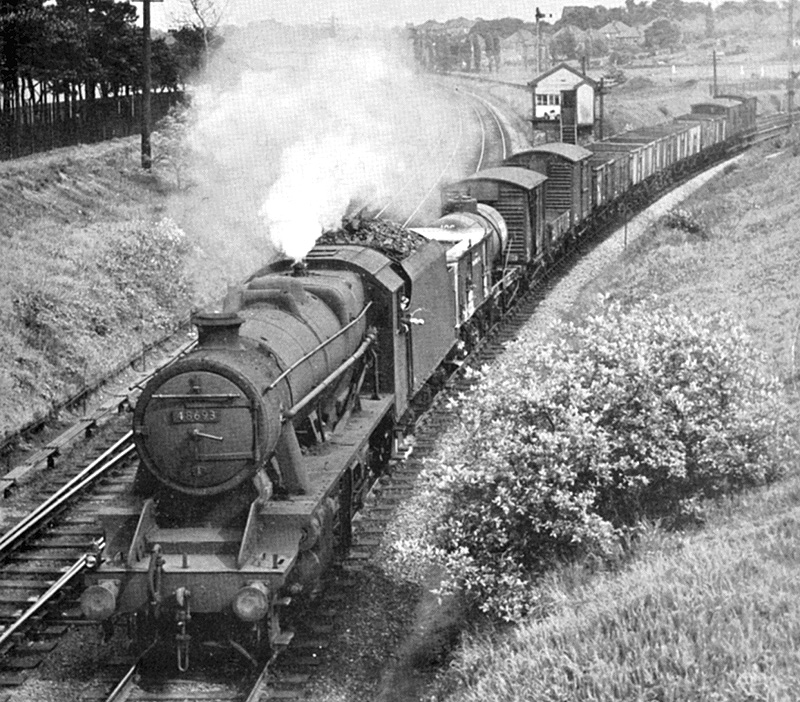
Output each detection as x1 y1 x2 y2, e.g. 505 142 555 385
183 27 471 265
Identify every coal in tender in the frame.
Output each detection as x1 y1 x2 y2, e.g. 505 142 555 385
319 215 428 263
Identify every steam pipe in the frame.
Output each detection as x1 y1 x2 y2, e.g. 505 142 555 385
266 302 372 393
283 330 377 421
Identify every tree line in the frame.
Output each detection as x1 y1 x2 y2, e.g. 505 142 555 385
412 0 786 73
558 0 775 31
0 0 217 112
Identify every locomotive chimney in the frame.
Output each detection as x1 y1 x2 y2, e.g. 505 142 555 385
192 311 244 348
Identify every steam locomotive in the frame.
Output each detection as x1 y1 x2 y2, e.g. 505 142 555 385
79 93 758 667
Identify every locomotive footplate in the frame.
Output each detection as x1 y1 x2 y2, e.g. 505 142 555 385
263 394 396 516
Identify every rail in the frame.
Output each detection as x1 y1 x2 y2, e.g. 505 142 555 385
0 337 196 497
0 432 135 557
103 660 138 702
243 660 273 702
462 88 510 163
0 553 98 650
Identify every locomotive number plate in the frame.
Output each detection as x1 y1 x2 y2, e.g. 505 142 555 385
171 408 221 424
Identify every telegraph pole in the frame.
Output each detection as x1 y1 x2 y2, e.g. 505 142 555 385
790 0 796 124
535 6 545 75
142 0 152 169
712 48 718 96
598 77 605 139
134 0 162 169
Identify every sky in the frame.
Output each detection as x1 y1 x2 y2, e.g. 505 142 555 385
149 0 780 31
148 0 625 31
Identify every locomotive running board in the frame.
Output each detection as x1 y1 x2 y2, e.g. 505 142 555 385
240 395 395 563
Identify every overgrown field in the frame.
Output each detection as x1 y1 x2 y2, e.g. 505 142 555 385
387 133 800 700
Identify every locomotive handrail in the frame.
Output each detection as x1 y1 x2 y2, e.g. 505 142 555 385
283 329 378 421
265 302 373 393
149 392 240 401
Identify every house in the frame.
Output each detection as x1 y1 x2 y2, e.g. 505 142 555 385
598 20 642 48
444 17 476 35
554 23 588 41
500 28 538 66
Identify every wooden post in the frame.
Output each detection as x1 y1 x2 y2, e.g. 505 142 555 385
712 49 718 97
142 0 152 169
535 7 545 75
598 78 605 140
134 0 163 169
790 0 796 124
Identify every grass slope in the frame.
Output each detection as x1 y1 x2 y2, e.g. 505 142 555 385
446 481 800 701
0 140 178 437
580 147 800 379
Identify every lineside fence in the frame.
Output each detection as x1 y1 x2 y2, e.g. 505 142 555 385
0 91 184 161
712 78 788 93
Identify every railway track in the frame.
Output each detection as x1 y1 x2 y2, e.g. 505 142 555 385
460 88 511 167
0 336 197 700
748 111 794 146
0 426 139 697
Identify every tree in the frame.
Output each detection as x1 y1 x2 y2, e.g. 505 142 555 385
0 0 49 107
550 29 579 59
0 0 144 107
173 0 226 59
83 0 139 97
705 2 715 38
583 31 608 58
559 5 601 29
644 18 682 51
167 25 208 84
652 0 689 20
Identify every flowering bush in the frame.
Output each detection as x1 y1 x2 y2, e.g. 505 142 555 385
98 217 192 327
395 300 798 620
152 106 194 190
659 207 709 238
